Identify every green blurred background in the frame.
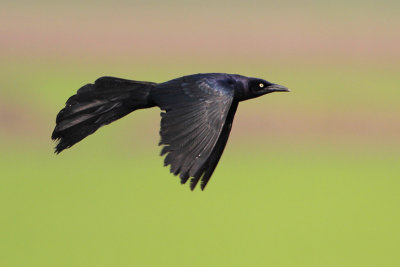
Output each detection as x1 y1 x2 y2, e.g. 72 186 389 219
1 1 399 266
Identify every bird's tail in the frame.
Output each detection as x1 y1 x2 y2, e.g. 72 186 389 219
51 76 156 153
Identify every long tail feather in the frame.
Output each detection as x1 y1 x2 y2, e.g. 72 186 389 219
51 76 156 153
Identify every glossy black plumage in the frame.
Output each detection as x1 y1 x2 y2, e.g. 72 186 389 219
52 73 289 190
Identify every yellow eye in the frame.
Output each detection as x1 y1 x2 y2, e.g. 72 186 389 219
259 83 264 88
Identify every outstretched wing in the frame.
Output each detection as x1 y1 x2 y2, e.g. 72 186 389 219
152 75 236 190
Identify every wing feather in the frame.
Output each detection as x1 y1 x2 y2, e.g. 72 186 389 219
152 75 236 190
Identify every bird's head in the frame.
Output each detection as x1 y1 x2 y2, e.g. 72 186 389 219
249 78 290 96
237 77 290 101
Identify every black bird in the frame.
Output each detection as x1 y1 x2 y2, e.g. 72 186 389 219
52 73 289 190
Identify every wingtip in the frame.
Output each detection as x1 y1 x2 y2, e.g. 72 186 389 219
189 176 201 191
200 184 206 191
189 181 196 191
53 145 63 155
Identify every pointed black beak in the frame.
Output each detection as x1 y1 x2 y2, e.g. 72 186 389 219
268 84 290 92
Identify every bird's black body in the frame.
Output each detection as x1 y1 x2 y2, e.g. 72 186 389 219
52 73 289 190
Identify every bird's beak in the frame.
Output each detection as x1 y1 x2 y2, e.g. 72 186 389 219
268 84 290 92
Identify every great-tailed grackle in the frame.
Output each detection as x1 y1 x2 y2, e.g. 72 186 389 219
52 73 289 190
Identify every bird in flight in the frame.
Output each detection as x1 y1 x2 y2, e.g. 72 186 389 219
52 73 289 190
